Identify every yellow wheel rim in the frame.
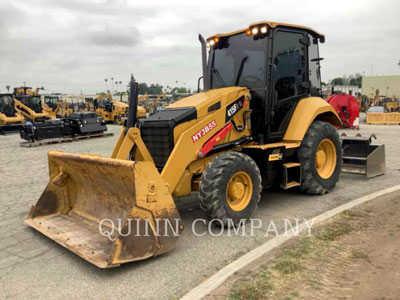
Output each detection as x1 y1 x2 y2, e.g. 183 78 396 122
315 139 336 179
226 171 253 211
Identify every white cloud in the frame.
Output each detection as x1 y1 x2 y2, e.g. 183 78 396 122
0 0 399 93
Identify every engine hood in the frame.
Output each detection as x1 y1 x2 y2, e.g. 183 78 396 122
167 87 249 119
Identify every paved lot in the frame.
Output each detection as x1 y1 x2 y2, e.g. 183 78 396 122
0 123 399 299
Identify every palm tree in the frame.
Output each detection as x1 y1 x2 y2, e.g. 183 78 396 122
6 85 10 92
111 77 114 94
105 79 108 92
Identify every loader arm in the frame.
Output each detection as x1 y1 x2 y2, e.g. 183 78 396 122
14 99 53 121
111 87 252 193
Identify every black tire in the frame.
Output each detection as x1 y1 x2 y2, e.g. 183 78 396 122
298 120 342 195
114 115 122 125
199 151 262 227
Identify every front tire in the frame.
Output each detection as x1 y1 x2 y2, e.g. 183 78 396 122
199 152 262 226
298 121 342 195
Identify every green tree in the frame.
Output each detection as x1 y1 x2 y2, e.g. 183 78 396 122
331 78 343 85
349 76 362 88
177 87 187 93
147 84 163 94
138 82 148 94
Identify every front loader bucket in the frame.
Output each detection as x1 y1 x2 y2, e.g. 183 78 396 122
25 151 182 268
341 134 386 178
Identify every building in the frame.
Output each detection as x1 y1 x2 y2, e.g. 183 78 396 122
362 75 400 98
322 84 361 97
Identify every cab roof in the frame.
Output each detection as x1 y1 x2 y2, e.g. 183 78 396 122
207 20 324 41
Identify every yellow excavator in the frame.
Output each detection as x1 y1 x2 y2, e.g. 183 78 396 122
0 93 25 134
14 87 54 122
26 21 344 268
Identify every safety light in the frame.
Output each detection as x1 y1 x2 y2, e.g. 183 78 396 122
214 37 219 43
261 26 267 34
246 29 252 36
251 27 258 35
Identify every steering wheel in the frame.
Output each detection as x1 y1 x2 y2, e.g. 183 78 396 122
240 75 263 87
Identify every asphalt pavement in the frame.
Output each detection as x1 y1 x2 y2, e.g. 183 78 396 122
0 123 399 299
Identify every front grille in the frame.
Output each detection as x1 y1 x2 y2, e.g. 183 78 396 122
140 107 197 170
141 122 173 169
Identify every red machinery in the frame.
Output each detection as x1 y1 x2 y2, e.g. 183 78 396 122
326 94 359 128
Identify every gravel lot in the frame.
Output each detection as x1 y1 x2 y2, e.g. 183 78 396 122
0 123 399 299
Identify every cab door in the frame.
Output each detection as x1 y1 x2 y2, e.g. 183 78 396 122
267 29 309 140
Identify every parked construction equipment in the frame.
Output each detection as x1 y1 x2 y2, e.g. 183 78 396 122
326 94 359 129
0 93 25 134
341 133 385 178
366 105 400 125
20 112 107 143
96 99 146 124
27 21 376 268
43 95 72 118
13 87 54 122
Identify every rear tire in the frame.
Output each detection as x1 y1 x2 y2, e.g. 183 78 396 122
199 152 262 227
298 121 342 195
114 115 122 125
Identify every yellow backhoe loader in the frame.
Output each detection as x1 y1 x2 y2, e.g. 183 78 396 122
27 21 344 268
14 87 54 122
42 95 72 118
97 99 146 124
0 93 25 134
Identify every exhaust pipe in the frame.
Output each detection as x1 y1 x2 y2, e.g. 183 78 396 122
199 34 209 91
127 74 139 129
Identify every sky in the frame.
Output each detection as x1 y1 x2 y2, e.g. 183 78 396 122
0 0 399 94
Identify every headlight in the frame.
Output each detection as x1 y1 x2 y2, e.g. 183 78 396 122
260 26 267 34
251 27 258 35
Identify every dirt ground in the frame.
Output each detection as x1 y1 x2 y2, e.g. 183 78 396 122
208 190 400 300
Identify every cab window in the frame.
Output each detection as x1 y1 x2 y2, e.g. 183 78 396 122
273 31 306 101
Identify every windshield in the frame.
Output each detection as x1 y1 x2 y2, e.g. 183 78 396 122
20 96 42 113
209 32 267 91
367 106 385 113
45 97 58 109
0 95 15 117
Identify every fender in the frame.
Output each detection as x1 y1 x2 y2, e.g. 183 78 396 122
283 97 342 142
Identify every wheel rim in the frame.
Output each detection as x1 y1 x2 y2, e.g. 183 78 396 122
315 138 336 179
226 171 253 211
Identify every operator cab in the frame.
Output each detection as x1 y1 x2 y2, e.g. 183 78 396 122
204 21 324 142
0 94 16 117
44 96 59 110
16 95 43 113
